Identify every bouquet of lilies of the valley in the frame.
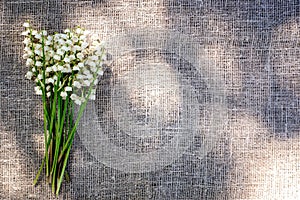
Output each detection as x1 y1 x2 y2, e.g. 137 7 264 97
22 21 106 195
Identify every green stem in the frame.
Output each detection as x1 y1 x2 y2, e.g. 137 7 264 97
33 155 45 186
60 97 69 140
55 140 72 196
42 97 49 176
64 100 74 148
33 32 51 182
51 95 61 193
48 138 53 184
47 90 57 175
33 124 53 186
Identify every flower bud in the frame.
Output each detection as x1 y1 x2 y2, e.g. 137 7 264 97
23 22 30 28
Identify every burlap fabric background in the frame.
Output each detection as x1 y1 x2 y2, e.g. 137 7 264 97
1 0 300 199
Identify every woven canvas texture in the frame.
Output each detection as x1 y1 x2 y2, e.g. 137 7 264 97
1 0 300 199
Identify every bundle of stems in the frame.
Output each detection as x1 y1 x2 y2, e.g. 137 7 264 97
33 80 92 194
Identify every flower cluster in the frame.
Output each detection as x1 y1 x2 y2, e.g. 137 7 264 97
22 21 106 195
22 21 106 105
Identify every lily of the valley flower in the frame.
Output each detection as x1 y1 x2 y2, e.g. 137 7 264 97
23 21 106 196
